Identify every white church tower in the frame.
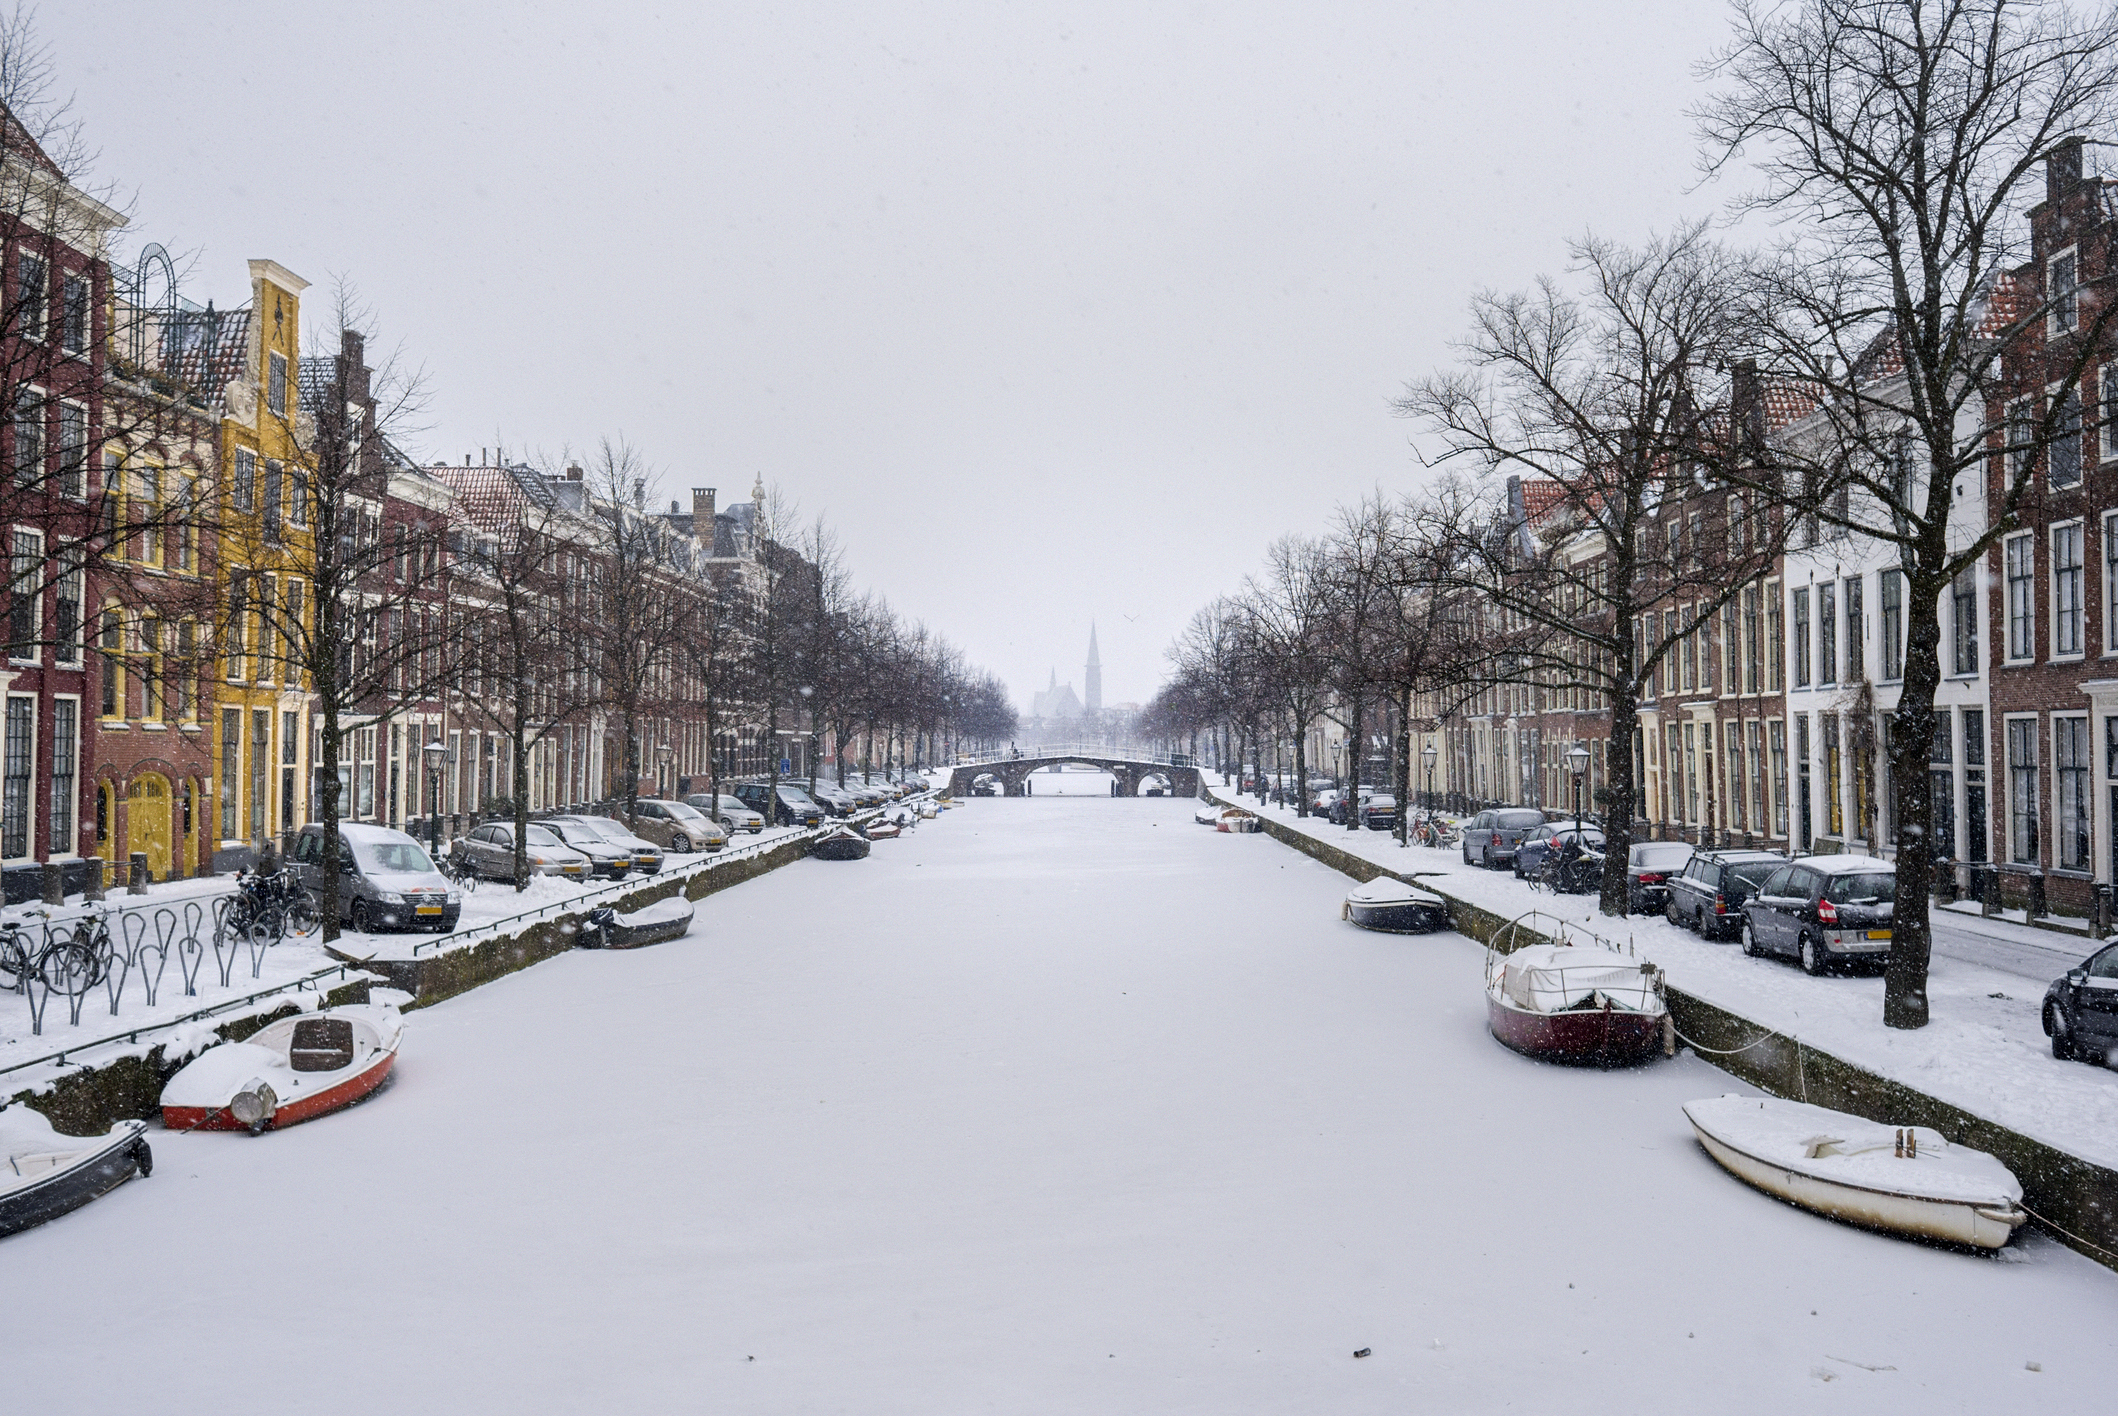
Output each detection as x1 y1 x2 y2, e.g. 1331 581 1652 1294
1084 623 1102 716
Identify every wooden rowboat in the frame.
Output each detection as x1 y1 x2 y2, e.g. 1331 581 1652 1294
1485 942 1667 1067
0 1107 150 1238
162 1005 402 1133
811 828 871 861
1683 1095 2028 1249
1342 877 1449 933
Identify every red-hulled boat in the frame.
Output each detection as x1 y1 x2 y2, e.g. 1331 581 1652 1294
161 1005 402 1132
1485 942 1667 1067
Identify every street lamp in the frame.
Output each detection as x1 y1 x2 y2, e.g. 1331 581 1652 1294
1567 742 1591 833
1421 741 1437 815
422 740 450 854
798 686 816 790
656 742 673 796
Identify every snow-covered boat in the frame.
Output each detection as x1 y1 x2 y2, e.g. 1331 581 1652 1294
914 801 939 819
1215 810 1262 833
1342 877 1449 933
161 1005 403 1133
580 896 695 949
1485 942 1667 1066
1194 804 1222 825
864 819 903 840
0 1107 150 1238
811 828 871 861
1683 1095 2028 1249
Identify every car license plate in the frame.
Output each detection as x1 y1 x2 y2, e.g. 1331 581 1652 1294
416 905 442 916
1866 929 1891 940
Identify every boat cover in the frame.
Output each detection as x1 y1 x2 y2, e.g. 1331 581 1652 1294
1498 943 1660 1015
1684 1095 2023 1206
1345 878 1445 908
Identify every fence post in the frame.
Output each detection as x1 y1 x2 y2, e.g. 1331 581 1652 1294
39 862 62 905
128 852 149 895
83 856 105 901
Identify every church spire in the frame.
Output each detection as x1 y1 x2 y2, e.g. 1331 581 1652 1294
1084 622 1102 716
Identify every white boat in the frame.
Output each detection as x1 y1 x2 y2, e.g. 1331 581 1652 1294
1683 1095 2028 1249
1194 804 1222 825
1341 877 1449 933
0 1107 151 1237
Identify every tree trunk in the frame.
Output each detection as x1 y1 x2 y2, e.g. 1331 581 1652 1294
1882 564 1946 1030
1344 698 1363 832
1602 685 1641 918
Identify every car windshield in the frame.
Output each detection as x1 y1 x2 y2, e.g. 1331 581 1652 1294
1822 872 1896 905
778 787 816 805
664 801 711 825
1633 844 1692 868
568 819 625 842
354 838 434 874
524 825 567 848
1728 863 1779 888
1497 810 1544 828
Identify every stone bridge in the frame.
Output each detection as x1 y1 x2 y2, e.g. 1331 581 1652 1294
949 749 1201 799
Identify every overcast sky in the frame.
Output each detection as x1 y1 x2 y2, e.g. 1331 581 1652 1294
50 1 1741 713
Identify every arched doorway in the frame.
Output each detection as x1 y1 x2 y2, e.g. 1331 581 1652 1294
130 773 172 882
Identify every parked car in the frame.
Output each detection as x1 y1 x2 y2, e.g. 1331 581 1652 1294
1739 855 1896 974
535 817 639 879
1312 788 1342 817
808 782 857 817
1625 841 1695 913
1462 807 1547 869
685 793 763 835
1515 824 1605 880
2044 940 2118 1062
293 823 462 934
1667 849 1785 939
629 797 729 853
559 814 668 874
1360 793 1398 831
733 781 825 827
454 821 593 882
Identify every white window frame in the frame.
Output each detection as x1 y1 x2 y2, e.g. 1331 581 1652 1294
7 526 41 665
48 693 77 858
2057 712 2092 871
2005 532 2036 663
2006 713 2042 866
2053 519 2087 660
1 692 34 861
2050 244 2080 336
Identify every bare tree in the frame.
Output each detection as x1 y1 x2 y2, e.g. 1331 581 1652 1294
580 438 684 830
1697 0 2118 1027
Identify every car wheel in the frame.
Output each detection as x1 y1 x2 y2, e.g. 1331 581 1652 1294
2049 1006 2078 1060
1740 920 1760 957
1481 844 1495 870
671 834 691 853
1463 844 1473 865
1664 897 1682 927
1799 934 1825 976
351 899 375 934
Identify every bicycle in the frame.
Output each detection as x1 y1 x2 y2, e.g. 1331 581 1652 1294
0 913 108 999
436 850 479 893
225 867 319 947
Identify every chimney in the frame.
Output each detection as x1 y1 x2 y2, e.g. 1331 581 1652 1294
565 462 584 482
632 476 646 507
1732 357 1764 455
693 486 717 527
2049 135 2085 205
670 498 680 514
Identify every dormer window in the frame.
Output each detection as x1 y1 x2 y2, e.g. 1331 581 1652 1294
2052 248 2078 334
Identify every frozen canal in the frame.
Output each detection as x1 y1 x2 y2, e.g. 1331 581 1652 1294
8 792 2116 1413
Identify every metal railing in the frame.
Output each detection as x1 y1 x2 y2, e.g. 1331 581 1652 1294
955 745 1195 768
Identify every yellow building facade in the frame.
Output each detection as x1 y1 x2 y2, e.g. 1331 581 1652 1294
209 260 312 863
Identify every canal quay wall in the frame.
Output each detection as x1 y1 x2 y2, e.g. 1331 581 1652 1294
7 805 908 1134
1203 783 2118 1271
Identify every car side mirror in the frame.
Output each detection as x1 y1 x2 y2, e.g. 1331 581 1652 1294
2069 969 2088 985
340 857 356 874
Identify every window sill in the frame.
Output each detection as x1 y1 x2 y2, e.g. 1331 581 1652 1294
2052 867 2094 880
141 722 168 731
1946 672 1981 681
98 720 127 729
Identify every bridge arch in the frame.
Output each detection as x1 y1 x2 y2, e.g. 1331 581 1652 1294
948 750 1200 800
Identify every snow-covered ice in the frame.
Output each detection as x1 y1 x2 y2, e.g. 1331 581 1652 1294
1 793 2111 1413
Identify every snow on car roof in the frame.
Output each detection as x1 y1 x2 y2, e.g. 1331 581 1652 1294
1794 853 1896 875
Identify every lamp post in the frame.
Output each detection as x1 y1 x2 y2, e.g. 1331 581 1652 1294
798 686 816 791
1568 742 1591 833
422 740 450 854
656 742 673 798
1421 741 1437 815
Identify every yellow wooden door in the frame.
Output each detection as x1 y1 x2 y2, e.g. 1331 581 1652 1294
130 775 172 881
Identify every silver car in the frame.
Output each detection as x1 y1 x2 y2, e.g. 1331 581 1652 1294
454 821 593 881
689 793 765 834
565 813 667 873
629 797 729 853
536 818 638 879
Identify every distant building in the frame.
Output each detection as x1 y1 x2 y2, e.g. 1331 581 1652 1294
1030 670 1083 722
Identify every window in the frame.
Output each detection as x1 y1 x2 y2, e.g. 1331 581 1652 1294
2008 717 2040 864
1844 575 1863 682
56 402 84 500
1823 713 1843 837
1748 720 1765 831
268 351 288 417
8 529 38 659
254 576 274 683
2008 399 2035 482
1792 587 1811 687
1882 570 1904 679
1 696 30 858
60 274 87 355
221 707 240 838
1744 583 1761 694
12 387 41 486
281 580 303 689
288 470 307 527
49 698 74 854
262 460 282 544
1954 567 1979 673
2058 716 2091 870
2006 534 2035 659
175 620 194 720
53 557 78 665
2104 366 2118 460
224 574 247 680
2055 522 2085 656
1818 582 1837 686
141 618 163 722
133 463 159 567
98 606 120 716
2051 388 2084 488
2052 248 2079 333
1765 581 1782 691
250 709 270 841
17 253 45 342
232 447 255 512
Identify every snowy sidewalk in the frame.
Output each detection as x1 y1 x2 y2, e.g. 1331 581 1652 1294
1208 785 2118 1174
